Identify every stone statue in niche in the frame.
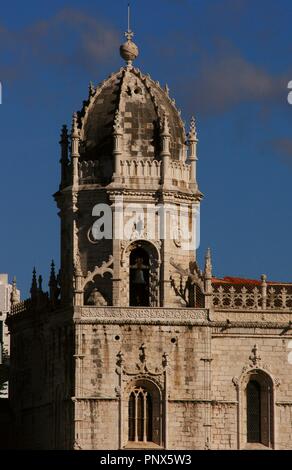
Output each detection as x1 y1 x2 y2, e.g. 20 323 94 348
87 288 108 306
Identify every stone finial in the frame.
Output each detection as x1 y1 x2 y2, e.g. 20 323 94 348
71 112 79 139
38 275 43 293
164 84 170 96
49 260 59 305
49 260 56 284
204 248 212 279
188 116 198 142
10 276 20 306
30 267 38 299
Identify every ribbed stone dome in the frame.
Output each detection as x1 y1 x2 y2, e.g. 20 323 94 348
76 66 186 182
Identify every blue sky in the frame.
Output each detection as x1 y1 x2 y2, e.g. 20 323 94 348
1 0 292 297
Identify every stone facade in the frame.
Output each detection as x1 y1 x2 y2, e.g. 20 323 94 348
6 27 292 450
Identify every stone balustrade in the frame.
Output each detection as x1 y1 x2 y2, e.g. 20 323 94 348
78 158 193 188
212 280 292 311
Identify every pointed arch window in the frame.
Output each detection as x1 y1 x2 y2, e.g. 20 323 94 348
128 387 152 442
126 379 162 447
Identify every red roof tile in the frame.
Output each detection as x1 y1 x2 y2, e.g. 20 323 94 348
212 276 292 286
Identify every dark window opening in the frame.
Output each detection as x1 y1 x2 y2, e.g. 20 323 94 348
247 380 261 443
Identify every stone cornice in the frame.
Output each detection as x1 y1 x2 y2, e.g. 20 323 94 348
75 306 208 324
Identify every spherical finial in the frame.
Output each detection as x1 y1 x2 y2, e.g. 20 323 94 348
120 39 139 65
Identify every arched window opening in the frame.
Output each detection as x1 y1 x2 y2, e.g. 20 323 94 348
245 373 273 447
128 387 153 443
130 248 150 306
247 380 261 443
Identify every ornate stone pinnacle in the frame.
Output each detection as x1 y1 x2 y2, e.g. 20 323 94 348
113 109 122 133
71 112 79 138
188 116 198 141
161 112 170 136
204 247 212 278
31 268 37 285
49 260 56 285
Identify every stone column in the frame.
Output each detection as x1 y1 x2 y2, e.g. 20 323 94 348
160 113 171 187
201 327 212 449
59 125 69 189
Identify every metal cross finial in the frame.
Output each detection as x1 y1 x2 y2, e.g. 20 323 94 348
125 3 134 41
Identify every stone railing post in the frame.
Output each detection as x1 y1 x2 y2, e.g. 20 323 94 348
261 274 267 310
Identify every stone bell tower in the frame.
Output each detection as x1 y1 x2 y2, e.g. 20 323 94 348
55 23 204 313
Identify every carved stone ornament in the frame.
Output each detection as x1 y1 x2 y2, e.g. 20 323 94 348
116 343 169 378
82 255 113 290
170 257 204 291
232 344 281 388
